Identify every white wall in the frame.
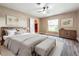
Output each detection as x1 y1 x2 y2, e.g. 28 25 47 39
0 6 29 28
0 16 6 27
18 16 27 27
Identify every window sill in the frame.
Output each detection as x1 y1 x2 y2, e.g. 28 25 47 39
47 31 59 34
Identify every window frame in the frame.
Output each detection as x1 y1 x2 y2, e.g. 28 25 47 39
48 19 59 32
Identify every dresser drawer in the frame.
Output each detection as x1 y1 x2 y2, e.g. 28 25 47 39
59 28 77 41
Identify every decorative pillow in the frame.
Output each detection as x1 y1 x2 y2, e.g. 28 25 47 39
18 29 26 33
6 29 16 36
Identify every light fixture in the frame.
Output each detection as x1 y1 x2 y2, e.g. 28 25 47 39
35 3 51 14
42 11 46 14
37 5 49 14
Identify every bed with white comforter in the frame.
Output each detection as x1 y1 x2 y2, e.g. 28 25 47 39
3 33 48 55
3 33 65 56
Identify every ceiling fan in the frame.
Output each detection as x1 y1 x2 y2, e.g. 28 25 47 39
36 3 50 14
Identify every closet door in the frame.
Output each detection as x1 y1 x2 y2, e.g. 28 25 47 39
34 20 38 33
35 23 38 32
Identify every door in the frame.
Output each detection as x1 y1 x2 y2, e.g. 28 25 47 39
35 23 38 32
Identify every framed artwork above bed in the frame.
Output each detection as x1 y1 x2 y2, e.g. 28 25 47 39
6 15 18 26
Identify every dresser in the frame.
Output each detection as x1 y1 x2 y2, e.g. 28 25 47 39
59 28 77 41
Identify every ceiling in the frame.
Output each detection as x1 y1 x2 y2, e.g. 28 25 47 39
0 3 79 18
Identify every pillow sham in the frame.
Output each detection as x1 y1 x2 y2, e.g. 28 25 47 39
6 29 16 36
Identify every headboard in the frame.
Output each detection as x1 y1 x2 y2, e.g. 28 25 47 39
0 27 26 37
1 27 25 29
0 27 26 45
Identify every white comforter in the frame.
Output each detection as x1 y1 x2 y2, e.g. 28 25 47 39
4 33 65 56
18 36 47 56
4 33 34 47
4 33 48 56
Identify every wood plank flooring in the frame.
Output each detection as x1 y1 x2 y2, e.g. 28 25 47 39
0 37 79 56
61 39 79 56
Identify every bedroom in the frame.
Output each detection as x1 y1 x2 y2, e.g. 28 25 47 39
0 3 79 56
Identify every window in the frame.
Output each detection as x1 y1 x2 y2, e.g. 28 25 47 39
48 19 59 32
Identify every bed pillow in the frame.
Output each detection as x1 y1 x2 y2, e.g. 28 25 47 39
6 29 16 36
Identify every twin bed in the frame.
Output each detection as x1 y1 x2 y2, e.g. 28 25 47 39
0 27 65 56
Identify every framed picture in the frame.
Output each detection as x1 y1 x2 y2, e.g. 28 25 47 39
6 15 18 26
61 18 73 27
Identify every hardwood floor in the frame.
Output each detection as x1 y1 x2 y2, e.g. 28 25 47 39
61 39 79 56
0 36 79 56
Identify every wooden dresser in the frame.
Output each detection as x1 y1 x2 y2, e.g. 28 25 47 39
59 28 77 41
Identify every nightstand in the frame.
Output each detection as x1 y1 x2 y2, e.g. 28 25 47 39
0 37 3 45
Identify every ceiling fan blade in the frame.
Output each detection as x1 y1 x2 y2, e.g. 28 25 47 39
36 3 52 13
35 3 46 8
38 11 42 12
37 9 44 12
